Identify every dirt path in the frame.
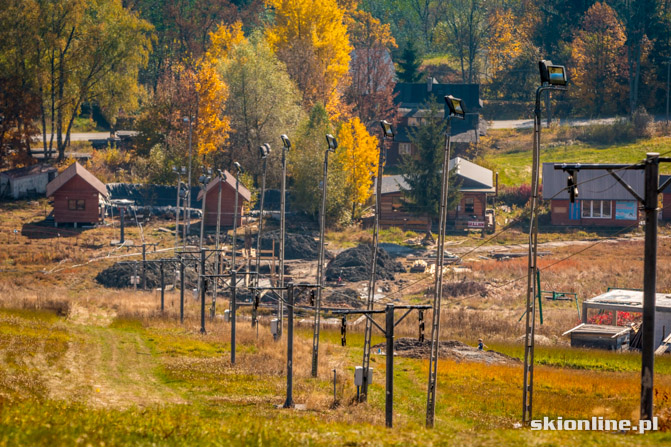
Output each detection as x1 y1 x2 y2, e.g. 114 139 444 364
34 305 184 409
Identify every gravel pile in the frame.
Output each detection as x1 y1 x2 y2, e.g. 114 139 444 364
325 245 406 282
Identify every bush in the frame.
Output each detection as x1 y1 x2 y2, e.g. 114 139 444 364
497 184 534 207
632 106 654 138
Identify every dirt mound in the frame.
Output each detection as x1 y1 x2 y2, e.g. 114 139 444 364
372 337 519 365
95 261 197 289
325 245 406 282
258 231 326 261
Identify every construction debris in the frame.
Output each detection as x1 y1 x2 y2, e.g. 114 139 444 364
372 338 519 365
325 245 406 282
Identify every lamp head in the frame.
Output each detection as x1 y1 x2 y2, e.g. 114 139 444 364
233 161 243 174
325 134 338 151
539 60 567 86
380 120 394 138
281 134 291 150
445 95 466 119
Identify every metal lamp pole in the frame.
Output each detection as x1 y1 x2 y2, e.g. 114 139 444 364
199 168 212 250
310 134 338 377
360 121 393 401
426 97 465 427
184 116 194 248
522 61 568 425
255 144 271 287
230 161 242 364
172 166 185 248
278 135 291 339
212 169 225 318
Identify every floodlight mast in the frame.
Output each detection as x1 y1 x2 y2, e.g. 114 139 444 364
311 134 338 377
199 168 212 250
426 96 465 427
255 144 271 288
212 169 226 318
278 135 291 339
522 60 568 425
359 121 393 401
230 162 243 365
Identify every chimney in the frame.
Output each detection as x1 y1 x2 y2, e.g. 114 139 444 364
427 77 433 92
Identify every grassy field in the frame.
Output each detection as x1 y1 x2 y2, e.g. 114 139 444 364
3 199 671 445
1 303 671 446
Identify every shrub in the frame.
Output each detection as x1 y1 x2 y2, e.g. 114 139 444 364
632 106 654 138
497 184 534 207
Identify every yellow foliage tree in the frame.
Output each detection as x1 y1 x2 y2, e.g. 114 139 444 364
335 117 379 219
265 0 352 116
207 21 246 61
487 9 523 80
194 60 230 156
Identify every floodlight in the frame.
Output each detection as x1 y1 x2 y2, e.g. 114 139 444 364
258 144 271 159
445 95 466 119
539 60 567 86
234 161 243 173
181 166 186 175
325 134 338 151
172 166 178 173
380 120 394 138
281 134 291 149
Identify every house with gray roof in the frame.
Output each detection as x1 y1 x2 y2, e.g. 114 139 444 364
542 163 643 226
377 157 495 231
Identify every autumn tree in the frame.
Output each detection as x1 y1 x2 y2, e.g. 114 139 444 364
289 104 349 223
570 2 629 116
345 9 397 126
217 31 304 187
335 117 379 219
265 0 352 117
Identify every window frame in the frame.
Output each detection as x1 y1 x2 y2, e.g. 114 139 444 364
581 199 611 219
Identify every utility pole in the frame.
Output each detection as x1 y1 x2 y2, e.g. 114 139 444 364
664 60 671 125
278 135 291 339
230 162 243 365
283 283 295 408
160 262 165 312
212 171 223 318
179 257 185 324
523 61 567 424
172 166 185 248
311 135 337 377
200 248 206 334
361 122 392 401
184 115 194 247
255 145 271 287
426 96 464 427
142 243 147 290
199 168 212 250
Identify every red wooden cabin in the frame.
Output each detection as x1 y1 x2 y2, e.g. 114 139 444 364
46 162 108 227
196 170 251 228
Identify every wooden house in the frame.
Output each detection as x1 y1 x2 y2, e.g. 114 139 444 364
197 171 251 228
386 80 483 167
46 162 108 227
542 163 643 227
378 157 495 231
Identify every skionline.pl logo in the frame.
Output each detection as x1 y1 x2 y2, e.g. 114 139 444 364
530 417 658 434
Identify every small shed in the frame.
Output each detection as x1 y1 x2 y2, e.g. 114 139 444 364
197 171 251 228
0 164 57 199
562 324 632 350
46 162 108 227
564 289 671 351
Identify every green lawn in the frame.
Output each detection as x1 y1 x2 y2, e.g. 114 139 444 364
485 136 671 186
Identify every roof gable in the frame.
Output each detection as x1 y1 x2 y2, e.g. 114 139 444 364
46 162 108 197
197 170 252 202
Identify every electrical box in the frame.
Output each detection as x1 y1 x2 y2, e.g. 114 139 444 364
224 309 230 322
270 318 280 336
354 366 373 387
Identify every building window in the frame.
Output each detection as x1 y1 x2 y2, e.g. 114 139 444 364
581 200 611 218
68 199 85 211
399 143 412 155
392 196 403 211
464 197 475 213
408 117 419 126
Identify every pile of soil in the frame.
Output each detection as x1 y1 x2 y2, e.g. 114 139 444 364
372 337 519 365
325 245 406 282
258 231 326 261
